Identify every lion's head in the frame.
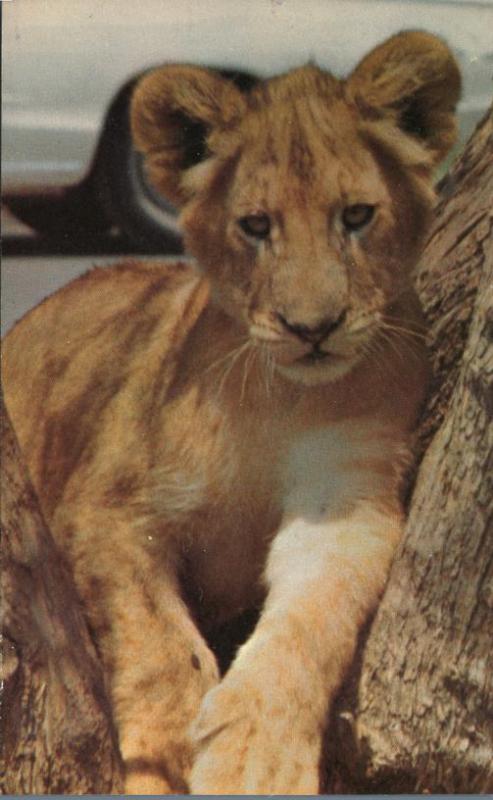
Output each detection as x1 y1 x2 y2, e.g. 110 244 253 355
132 31 460 384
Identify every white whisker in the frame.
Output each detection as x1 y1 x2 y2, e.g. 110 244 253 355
264 346 275 399
240 343 257 405
215 340 251 399
380 322 425 362
381 317 427 341
376 327 421 370
361 336 391 383
204 339 250 376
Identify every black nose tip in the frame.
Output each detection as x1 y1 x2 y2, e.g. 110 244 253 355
277 310 346 343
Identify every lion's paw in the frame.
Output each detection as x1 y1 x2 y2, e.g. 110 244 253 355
189 672 321 794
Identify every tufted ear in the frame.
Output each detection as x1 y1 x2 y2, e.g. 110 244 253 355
346 31 461 164
131 65 246 205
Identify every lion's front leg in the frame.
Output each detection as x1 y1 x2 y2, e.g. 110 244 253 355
68 516 219 795
110 577 219 795
190 502 402 794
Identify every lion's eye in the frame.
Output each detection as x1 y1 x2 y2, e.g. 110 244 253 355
238 214 271 240
342 204 375 232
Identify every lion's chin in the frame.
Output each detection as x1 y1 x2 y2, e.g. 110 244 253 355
274 354 355 386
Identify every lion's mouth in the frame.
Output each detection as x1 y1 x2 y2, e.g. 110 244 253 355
296 348 342 365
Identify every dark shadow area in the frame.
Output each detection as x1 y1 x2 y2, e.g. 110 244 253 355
2 231 181 259
2 191 183 258
207 607 261 675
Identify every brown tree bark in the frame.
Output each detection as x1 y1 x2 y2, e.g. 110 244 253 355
328 109 493 792
0 396 123 794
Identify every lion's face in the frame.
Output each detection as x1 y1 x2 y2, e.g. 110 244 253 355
132 32 460 384
181 87 434 384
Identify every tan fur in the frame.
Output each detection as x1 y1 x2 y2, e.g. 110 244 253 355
2 32 460 794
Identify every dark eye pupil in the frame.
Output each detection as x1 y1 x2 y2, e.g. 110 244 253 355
342 204 374 231
239 214 271 239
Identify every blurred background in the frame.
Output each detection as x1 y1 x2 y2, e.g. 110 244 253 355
2 0 492 335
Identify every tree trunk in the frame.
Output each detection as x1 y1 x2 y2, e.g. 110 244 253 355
327 108 493 792
0 396 123 794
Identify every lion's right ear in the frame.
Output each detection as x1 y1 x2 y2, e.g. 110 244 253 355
131 65 246 205
346 31 461 166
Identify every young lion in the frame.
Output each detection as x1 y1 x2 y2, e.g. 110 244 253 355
3 31 460 794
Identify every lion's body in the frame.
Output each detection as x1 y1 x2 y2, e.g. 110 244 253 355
2 32 460 794
3 257 425 625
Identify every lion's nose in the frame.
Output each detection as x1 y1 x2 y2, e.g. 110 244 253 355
276 310 347 343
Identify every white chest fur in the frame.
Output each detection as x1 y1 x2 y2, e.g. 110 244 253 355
282 420 403 520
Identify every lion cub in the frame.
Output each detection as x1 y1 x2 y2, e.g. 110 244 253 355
3 31 460 794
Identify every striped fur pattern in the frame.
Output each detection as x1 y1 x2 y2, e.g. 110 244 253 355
3 31 460 794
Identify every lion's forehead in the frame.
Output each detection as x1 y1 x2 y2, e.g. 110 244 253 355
231 100 385 210
242 100 359 162
231 150 386 220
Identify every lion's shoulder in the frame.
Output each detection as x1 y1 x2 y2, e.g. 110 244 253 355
2 257 208 496
4 257 205 347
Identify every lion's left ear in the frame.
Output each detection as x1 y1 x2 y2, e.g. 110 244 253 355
346 31 461 164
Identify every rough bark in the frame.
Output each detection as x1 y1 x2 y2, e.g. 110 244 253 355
328 109 493 792
0 397 123 794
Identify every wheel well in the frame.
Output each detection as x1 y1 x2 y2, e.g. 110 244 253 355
88 65 259 182
86 66 259 248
